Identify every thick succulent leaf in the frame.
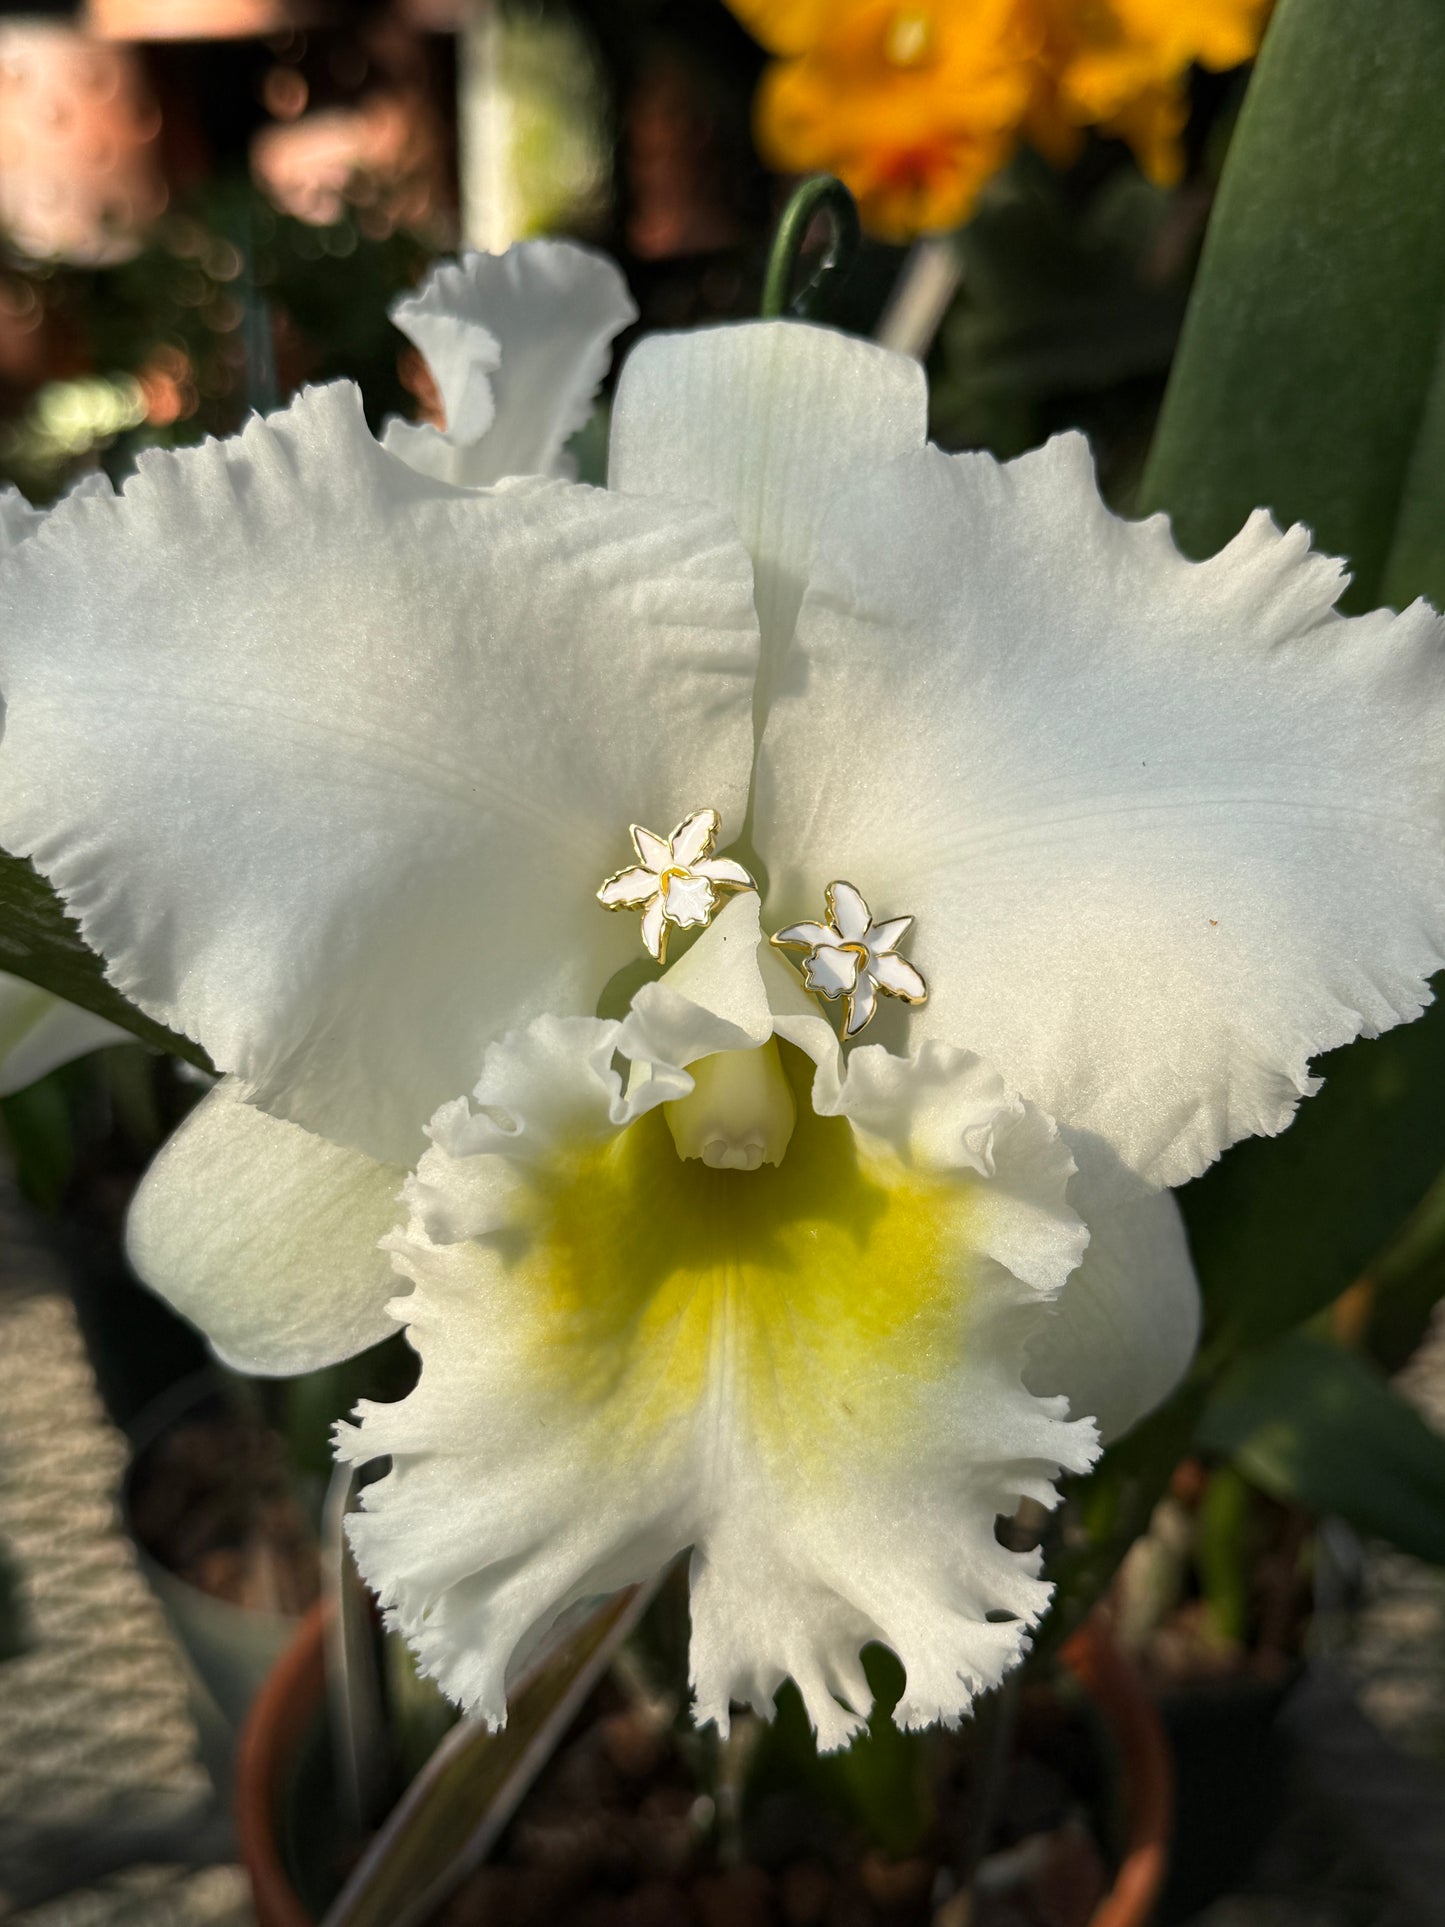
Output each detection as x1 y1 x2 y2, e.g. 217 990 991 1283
0 849 210 1072
1141 0 1445 614
1197 1333 1445 1566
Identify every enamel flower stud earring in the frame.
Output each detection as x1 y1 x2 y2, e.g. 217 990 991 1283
773 881 927 1036
596 808 756 962
599 821 924 1043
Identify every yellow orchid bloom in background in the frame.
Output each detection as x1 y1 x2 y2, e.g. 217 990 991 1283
1027 0 1274 188
725 0 1273 237
730 0 1036 242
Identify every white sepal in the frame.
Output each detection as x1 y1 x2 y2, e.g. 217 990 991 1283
127 1079 405 1375
383 240 636 487
610 321 927 709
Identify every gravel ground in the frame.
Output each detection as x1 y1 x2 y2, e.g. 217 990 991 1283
0 1173 251 1926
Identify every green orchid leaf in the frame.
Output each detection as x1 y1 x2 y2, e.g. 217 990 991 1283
1139 0 1445 1346
0 849 210 1073
1140 0 1445 614
1198 1331 1445 1565
1360 1163 1445 1373
321 1580 659 1927
1179 986 1445 1348
1 1075 76 1214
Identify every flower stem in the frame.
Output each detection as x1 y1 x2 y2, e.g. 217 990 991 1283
760 175 862 322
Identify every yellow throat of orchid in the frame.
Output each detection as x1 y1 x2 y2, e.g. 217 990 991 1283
512 1044 979 1464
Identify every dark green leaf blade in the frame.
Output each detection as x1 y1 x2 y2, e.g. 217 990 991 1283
322 1582 659 1927
1138 0 1445 1340
1198 1331 1445 1565
1360 1163 1445 1373
1180 983 1445 1347
1139 0 1445 614
0 848 210 1072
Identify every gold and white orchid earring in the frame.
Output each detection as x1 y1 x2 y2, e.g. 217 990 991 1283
597 808 756 963
772 880 927 1037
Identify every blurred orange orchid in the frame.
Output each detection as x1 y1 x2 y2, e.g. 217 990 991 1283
726 0 1272 239
1027 0 1273 188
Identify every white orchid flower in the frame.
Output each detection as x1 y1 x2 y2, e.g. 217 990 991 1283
0 484 131 1096
1 241 1443 1746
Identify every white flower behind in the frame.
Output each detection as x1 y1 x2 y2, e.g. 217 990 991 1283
382 241 635 489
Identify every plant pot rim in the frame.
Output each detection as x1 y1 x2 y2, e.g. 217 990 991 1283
1062 1617 1174 1927
236 1597 334 1927
238 1605 1172 1927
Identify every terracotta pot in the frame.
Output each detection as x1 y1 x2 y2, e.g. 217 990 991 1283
238 1606 1172 1927
236 1598 333 1927
1061 1619 1174 1927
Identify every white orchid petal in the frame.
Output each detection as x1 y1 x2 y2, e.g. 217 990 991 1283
803 945 860 999
825 1042 1085 1293
409 1016 624 1247
0 974 131 1097
668 808 719 867
758 433 1445 1189
1 471 110 557
869 950 927 1003
127 1079 404 1375
692 855 754 888
843 972 877 1037
596 865 658 908
827 881 871 943
341 978 1094 1742
1026 1159 1200 1444
0 475 131 1109
0 382 759 1165
609 322 926 704
1 485 42 549
382 241 636 486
